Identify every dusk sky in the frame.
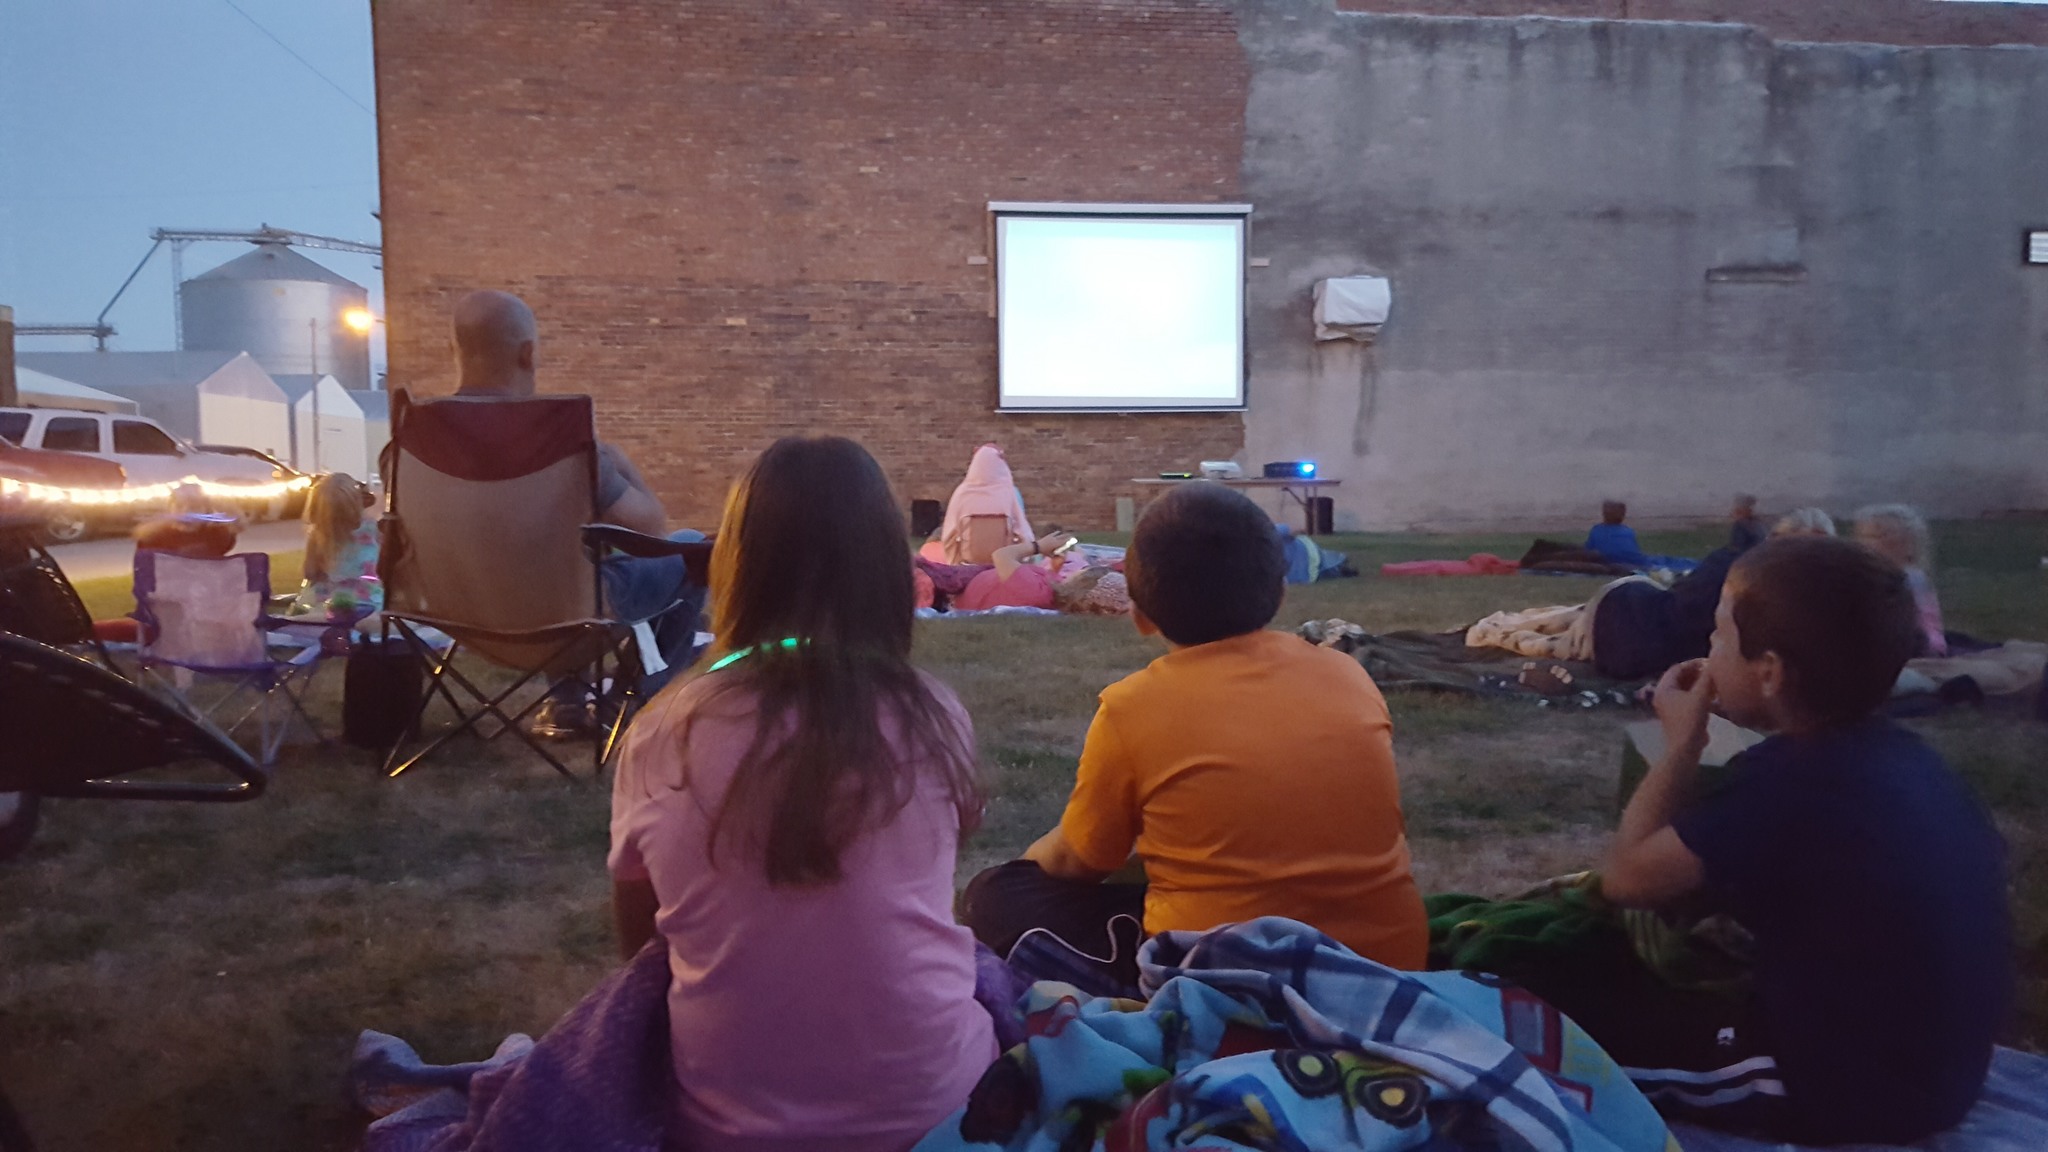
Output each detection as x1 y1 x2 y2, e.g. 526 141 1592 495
0 0 382 369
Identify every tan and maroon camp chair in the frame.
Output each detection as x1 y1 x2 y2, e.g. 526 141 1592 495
377 391 702 780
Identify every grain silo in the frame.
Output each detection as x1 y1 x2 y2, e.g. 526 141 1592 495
179 243 372 392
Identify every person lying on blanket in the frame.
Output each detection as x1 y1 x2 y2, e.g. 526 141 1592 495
916 531 1129 615
960 482 1428 988
609 436 997 1152
1598 535 2012 1145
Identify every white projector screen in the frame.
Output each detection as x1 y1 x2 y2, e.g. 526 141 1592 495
995 208 1247 411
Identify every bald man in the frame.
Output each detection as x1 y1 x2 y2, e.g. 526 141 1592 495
448 290 706 736
451 290 667 536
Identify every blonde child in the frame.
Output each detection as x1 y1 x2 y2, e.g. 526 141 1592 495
1854 504 1945 656
291 473 382 618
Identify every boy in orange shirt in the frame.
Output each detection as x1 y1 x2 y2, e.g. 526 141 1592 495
961 483 1426 987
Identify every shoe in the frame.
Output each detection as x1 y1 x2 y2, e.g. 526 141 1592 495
530 693 594 740
593 694 625 735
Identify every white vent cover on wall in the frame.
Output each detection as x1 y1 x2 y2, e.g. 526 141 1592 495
1313 276 1391 342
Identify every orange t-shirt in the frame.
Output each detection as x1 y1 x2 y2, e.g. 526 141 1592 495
1058 629 1428 969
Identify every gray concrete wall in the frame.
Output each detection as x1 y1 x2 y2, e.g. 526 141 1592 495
1236 4 2048 529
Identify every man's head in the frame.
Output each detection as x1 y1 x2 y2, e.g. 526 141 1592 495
451 290 538 396
1731 493 1757 520
1601 500 1628 526
1707 535 1919 733
1126 483 1285 647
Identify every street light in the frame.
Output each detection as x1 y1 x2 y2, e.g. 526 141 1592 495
307 307 378 473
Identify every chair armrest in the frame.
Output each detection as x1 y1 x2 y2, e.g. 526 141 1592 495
581 525 714 585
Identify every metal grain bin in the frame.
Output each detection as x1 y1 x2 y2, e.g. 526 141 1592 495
180 244 372 392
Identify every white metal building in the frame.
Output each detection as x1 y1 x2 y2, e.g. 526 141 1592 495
12 367 141 414
275 373 373 478
352 388 391 481
16 351 291 458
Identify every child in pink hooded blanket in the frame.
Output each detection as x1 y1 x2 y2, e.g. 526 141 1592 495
937 444 1034 565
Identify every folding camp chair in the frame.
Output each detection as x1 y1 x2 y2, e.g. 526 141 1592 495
132 550 329 767
0 517 118 671
377 392 706 780
0 630 265 1152
0 631 267 802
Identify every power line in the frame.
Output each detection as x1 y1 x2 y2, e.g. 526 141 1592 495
218 0 376 118
0 180 377 204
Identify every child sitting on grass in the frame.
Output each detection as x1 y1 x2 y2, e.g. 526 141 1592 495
1585 499 1649 567
289 473 381 618
1728 493 1766 552
960 482 1427 988
1599 535 2011 1144
610 437 995 1152
1854 503 1947 656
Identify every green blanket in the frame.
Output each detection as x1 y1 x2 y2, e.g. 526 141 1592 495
1427 873 1753 1000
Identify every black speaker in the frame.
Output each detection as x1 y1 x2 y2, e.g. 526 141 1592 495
343 638 425 751
909 499 944 539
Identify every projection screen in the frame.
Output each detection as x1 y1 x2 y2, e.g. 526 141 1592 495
994 204 1250 412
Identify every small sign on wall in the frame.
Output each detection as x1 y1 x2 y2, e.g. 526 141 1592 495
2028 230 2048 265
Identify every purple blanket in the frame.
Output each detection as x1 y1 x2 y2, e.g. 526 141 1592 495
352 942 1029 1152
353 943 674 1152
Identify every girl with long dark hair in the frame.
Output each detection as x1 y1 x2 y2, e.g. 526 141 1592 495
609 436 992 1152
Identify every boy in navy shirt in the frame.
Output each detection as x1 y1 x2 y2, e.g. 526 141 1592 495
1600 535 2011 1144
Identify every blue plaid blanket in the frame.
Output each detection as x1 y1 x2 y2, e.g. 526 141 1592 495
915 917 1679 1152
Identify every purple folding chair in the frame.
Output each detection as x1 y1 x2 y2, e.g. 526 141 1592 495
133 550 330 766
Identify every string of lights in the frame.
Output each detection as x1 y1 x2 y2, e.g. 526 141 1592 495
0 474 315 508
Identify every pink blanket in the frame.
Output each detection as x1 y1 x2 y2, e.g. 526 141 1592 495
1381 554 1520 577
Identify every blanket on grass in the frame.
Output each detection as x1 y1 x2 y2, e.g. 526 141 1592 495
352 942 673 1152
1466 576 1654 662
352 943 1032 1152
1897 641 2047 700
1382 553 1521 577
1428 874 1755 1006
915 916 1681 1152
1301 622 1643 709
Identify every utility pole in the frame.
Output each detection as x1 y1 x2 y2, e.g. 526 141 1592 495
0 305 16 408
309 319 322 473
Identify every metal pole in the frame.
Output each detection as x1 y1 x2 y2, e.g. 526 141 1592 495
94 238 164 351
309 319 322 472
171 241 185 350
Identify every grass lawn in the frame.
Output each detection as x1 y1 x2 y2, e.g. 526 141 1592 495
3 521 2043 1150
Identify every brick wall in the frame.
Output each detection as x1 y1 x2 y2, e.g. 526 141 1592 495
1335 0 2048 47
373 0 1247 530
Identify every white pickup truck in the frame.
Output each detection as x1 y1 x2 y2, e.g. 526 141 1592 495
0 407 292 541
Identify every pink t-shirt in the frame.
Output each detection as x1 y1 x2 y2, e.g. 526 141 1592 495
609 674 997 1152
954 563 1054 612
